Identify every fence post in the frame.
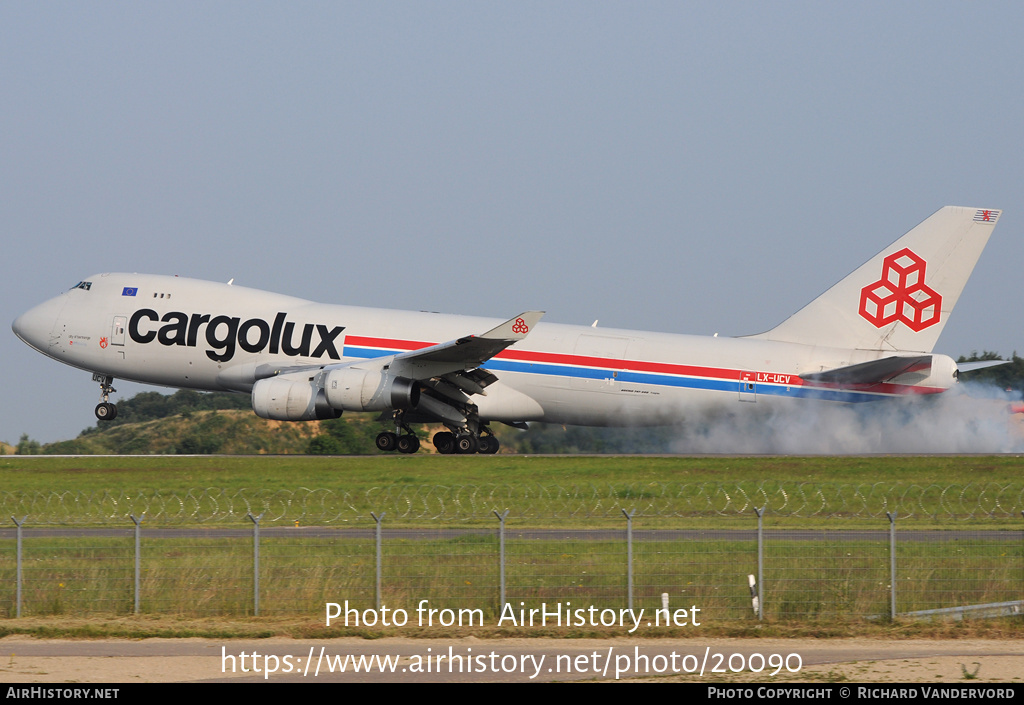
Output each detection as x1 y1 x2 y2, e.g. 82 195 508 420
754 506 765 621
130 513 144 614
886 511 897 620
12 516 26 618
247 512 264 616
622 508 636 611
494 510 509 611
371 512 385 610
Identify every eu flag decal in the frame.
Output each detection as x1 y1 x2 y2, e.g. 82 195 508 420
122 287 138 297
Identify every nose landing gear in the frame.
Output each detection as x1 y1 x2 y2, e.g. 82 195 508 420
92 373 118 421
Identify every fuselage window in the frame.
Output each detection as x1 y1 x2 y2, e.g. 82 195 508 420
71 281 92 291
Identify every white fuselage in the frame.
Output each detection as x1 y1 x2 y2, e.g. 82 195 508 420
14 273 953 428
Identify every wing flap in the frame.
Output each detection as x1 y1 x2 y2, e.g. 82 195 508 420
442 369 499 395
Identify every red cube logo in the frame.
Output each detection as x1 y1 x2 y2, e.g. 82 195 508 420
859 248 941 332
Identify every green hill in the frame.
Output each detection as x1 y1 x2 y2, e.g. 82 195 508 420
16 390 386 455
42 408 323 454
6 387 666 455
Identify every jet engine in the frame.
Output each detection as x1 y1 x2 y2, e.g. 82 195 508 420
323 368 420 412
251 377 341 421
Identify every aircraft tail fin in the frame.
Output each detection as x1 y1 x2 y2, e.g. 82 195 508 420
749 206 1000 353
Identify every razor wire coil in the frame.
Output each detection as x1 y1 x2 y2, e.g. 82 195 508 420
2 482 1024 524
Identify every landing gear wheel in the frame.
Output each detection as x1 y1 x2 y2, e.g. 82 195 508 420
95 402 117 421
478 435 499 454
455 434 479 454
433 431 456 455
92 374 117 420
375 431 398 452
397 435 420 454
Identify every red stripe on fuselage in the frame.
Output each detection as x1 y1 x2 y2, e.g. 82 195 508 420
342 336 943 396
345 335 747 380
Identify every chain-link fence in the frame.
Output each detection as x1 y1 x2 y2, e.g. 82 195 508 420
3 506 1022 621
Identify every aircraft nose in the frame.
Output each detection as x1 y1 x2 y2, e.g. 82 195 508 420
12 296 65 353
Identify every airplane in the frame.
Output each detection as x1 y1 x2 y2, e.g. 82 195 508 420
12 206 1003 454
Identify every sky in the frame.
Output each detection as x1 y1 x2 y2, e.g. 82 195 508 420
3 2 1023 445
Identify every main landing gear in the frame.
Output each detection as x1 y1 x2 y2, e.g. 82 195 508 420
376 426 499 454
374 409 500 455
92 373 118 421
375 414 422 454
374 421 500 455
431 430 499 455
375 430 421 454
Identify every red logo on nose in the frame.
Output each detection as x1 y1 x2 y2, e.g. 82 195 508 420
859 248 941 332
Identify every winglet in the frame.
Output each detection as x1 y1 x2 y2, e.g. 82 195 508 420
480 311 544 341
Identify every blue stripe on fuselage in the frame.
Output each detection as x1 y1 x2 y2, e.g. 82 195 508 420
342 346 891 404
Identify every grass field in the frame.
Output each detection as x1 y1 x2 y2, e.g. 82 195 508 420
3 454 1023 492
1 455 1022 528
1 455 1022 638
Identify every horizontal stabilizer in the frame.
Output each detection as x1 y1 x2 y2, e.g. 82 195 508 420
802 355 932 386
957 359 1013 373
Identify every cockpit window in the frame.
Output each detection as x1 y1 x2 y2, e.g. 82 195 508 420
71 281 92 291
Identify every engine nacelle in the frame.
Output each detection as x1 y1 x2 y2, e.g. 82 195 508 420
323 368 420 412
251 377 342 421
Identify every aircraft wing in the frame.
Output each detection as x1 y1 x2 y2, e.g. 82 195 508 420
801 355 932 386
388 311 544 382
241 311 543 397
